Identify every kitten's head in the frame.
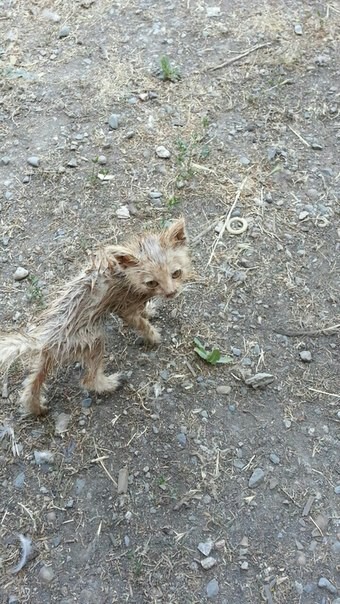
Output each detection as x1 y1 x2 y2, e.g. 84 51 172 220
113 218 191 299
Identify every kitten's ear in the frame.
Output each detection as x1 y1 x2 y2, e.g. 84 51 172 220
113 247 139 269
166 217 187 247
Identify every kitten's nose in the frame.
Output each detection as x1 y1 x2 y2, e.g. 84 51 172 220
166 290 176 299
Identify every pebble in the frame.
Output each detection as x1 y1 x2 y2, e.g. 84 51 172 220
117 467 129 494
311 142 323 150
198 540 213 556
125 130 135 139
82 397 92 408
299 210 309 220
149 191 162 199
299 350 312 362
98 155 107 165
46 511 56 522
108 114 120 129
27 156 40 167
216 385 231 395
116 205 130 219
206 579 219 598
200 557 217 570
34 450 54 465
334 485 340 495
232 348 241 356
177 433 187 447
1 156 10 165
240 561 249 570
67 158 77 168
59 26 70 38
269 453 280 465
75 478 86 494
42 9 61 22
318 578 337 594
14 472 25 489
14 267 29 281
245 373 274 388
39 565 54 582
294 24 303 35
155 145 171 159
248 468 265 488
239 156 250 166
55 413 71 435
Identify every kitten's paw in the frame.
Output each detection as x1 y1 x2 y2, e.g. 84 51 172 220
144 327 161 346
144 299 161 319
20 394 48 417
93 372 125 393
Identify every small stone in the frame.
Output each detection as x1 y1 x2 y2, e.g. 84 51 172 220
240 561 249 570
239 156 250 166
177 433 187 447
81 397 92 408
108 114 120 129
124 535 130 547
67 158 77 168
117 467 129 494
299 350 312 363
8 596 19 604
65 498 74 508
55 413 71 435
200 557 217 570
42 9 61 22
125 130 135 139
1 156 10 165
248 468 265 488
13 267 29 281
98 155 107 165
155 145 171 159
206 6 220 17
206 578 219 598
232 348 241 357
34 450 54 465
39 565 54 582
269 453 280 465
14 472 25 489
115 205 130 219
283 419 292 429
245 373 274 388
294 24 303 35
334 485 340 495
318 577 337 594
59 26 70 38
311 142 323 150
216 385 231 395
198 540 213 556
215 539 225 550
27 156 40 167
75 478 86 494
299 210 309 220
149 190 162 199
46 511 56 522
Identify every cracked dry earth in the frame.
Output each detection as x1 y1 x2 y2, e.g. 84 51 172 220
0 0 340 603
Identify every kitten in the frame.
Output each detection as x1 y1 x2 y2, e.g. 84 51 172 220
0 218 191 416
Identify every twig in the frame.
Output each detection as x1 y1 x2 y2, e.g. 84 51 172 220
208 42 272 72
93 440 117 487
274 322 339 337
308 387 339 399
207 177 248 266
288 125 311 147
1 372 8 398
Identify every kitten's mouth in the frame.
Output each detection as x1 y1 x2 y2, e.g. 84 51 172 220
165 291 179 299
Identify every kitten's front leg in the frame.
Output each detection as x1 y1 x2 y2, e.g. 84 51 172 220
123 311 161 345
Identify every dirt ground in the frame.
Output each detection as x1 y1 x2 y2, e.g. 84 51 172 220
0 0 339 602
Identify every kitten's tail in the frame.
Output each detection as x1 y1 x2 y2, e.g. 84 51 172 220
0 333 40 371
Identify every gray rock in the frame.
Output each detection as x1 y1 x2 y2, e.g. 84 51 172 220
299 350 312 362
200 556 217 570
198 540 213 556
269 453 280 465
294 24 303 35
42 9 61 22
59 26 70 38
14 267 29 281
248 468 265 488
239 156 250 165
34 450 54 465
311 142 323 150
155 145 171 159
332 541 340 555
303 583 316 594
98 155 107 165
334 485 340 495
177 433 187 447
232 348 241 357
149 191 162 199
1 156 10 165
318 578 337 594
39 564 54 582
245 373 274 388
216 385 231 395
75 478 86 494
67 158 77 168
82 397 92 408
27 156 40 167
14 472 25 489
206 579 219 598
125 130 135 139
108 114 120 129
55 412 71 435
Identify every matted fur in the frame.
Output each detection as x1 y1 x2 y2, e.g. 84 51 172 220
0 218 191 416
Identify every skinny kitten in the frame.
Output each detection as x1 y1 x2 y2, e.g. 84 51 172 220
0 218 191 416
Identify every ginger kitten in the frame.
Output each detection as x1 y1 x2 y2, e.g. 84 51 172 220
0 218 191 416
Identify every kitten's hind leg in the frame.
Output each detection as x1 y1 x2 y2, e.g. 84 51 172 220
20 351 53 416
80 338 123 394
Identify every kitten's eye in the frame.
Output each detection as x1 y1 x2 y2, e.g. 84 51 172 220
145 280 158 289
172 269 182 279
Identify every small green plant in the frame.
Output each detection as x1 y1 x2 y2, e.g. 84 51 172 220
199 145 210 159
159 56 181 82
27 275 45 307
175 139 188 164
193 338 232 365
167 195 180 208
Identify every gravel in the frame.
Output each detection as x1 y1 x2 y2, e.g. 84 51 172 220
200 557 217 570
216 385 231 395
177 433 187 446
39 565 54 582
27 156 40 167
59 26 70 38
34 450 54 465
248 468 265 488
206 579 219 598
108 114 120 129
1 156 10 165
155 145 171 159
198 540 213 556
318 577 337 594
98 155 107 165
334 485 340 495
299 350 312 362
269 453 280 465
13 267 29 281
